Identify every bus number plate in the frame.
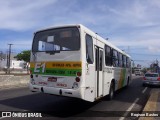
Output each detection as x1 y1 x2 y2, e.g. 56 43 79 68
48 77 57 82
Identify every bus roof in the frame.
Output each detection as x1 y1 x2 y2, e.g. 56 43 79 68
34 24 131 58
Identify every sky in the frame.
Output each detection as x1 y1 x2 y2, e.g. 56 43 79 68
0 0 160 67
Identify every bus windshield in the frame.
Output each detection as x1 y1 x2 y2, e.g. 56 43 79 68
32 27 80 53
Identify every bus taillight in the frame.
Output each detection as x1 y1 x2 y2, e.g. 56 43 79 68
76 72 81 77
75 77 80 82
157 77 160 81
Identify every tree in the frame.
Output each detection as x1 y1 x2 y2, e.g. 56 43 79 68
14 50 31 73
14 50 30 62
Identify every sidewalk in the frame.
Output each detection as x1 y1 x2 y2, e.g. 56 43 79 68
139 89 160 120
0 75 29 90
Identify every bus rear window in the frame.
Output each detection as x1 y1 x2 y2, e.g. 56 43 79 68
32 27 80 52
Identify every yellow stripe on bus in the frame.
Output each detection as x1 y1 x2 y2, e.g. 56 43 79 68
118 70 123 89
30 61 82 69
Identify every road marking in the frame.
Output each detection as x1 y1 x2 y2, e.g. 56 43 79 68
142 87 147 94
119 98 139 120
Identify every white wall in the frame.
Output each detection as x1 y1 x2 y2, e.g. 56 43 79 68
0 60 7 68
0 60 25 69
11 60 25 69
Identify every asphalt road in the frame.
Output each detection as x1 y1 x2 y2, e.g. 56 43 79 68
0 76 152 120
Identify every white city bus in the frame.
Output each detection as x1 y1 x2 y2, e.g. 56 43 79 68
29 24 131 102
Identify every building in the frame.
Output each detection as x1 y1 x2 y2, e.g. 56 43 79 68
0 53 26 70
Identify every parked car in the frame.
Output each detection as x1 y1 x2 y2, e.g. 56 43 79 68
142 73 160 86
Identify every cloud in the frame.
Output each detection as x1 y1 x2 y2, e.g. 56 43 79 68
148 46 160 53
149 0 160 8
111 37 160 54
104 0 160 30
0 0 159 32
0 0 57 31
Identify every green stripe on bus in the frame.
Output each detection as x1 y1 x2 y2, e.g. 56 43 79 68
30 68 81 76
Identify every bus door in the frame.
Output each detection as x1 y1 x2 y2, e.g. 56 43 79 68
95 46 103 97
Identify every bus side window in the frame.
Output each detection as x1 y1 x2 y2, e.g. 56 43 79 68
119 53 122 67
123 55 126 68
105 45 112 66
117 52 119 67
112 50 119 67
86 34 94 64
126 57 129 68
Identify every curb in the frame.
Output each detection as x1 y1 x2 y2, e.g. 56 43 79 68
0 84 28 91
139 89 159 120
0 75 14 76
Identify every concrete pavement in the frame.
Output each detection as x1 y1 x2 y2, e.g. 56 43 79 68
0 75 29 90
139 88 160 120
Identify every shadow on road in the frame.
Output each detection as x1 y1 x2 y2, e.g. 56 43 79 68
0 92 100 117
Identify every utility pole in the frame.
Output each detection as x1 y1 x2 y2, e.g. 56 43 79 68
0 51 2 60
156 59 159 73
8 44 13 74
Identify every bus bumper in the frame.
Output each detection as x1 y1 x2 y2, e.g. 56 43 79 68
29 83 83 99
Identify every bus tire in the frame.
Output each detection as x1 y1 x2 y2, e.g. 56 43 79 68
108 81 114 100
